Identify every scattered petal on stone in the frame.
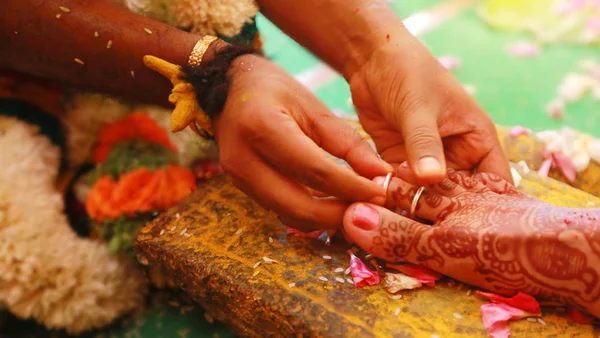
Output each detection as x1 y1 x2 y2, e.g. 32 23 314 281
263 256 278 264
537 158 553 177
286 226 325 239
506 42 540 57
552 152 578 182
349 253 380 287
571 150 591 173
386 263 441 287
438 56 462 71
568 308 594 324
480 303 535 338
476 291 541 313
385 272 422 293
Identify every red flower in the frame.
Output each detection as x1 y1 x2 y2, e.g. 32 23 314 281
94 113 177 163
476 291 540 314
386 263 441 287
349 253 380 287
286 226 325 239
568 308 593 324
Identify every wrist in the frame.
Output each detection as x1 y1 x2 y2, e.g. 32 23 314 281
340 16 414 81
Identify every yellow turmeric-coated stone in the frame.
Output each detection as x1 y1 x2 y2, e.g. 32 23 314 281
137 157 599 337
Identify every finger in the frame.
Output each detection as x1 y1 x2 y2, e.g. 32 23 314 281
343 203 433 263
301 111 393 178
398 106 446 183
473 172 523 196
374 176 456 222
250 113 386 205
397 163 465 198
476 143 514 184
222 151 347 231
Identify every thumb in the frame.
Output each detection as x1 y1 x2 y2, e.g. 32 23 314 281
400 110 446 183
343 203 432 263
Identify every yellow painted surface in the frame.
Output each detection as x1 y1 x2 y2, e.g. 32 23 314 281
136 122 600 337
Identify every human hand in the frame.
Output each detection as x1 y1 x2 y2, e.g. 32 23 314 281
342 169 600 317
349 38 511 184
214 55 392 231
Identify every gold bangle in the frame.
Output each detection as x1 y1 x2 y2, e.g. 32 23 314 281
188 36 219 67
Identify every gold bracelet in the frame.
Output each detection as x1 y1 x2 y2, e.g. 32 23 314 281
188 36 219 67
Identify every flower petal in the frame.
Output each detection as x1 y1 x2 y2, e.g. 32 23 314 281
481 303 527 338
476 291 541 314
349 253 380 287
286 226 325 239
386 263 441 287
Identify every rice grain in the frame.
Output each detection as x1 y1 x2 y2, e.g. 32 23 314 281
322 255 332 260
106 40 112 49
159 229 165 236
252 261 261 269
335 277 345 283
144 28 153 35
56 14 62 19
318 276 328 282
74 58 84 65
394 307 400 316
263 256 278 264
334 268 344 273
59 6 71 13
288 282 296 288
453 313 463 319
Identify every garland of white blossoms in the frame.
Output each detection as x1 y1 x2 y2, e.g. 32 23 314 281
117 0 259 37
0 116 147 334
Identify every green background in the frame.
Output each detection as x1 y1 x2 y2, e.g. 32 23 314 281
2 1 599 337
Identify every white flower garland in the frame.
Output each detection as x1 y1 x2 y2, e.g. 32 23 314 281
0 116 147 334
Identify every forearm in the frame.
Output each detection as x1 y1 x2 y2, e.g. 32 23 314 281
0 0 212 106
257 0 411 80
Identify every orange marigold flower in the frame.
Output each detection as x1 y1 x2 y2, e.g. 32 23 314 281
86 166 196 222
85 176 119 222
94 112 177 163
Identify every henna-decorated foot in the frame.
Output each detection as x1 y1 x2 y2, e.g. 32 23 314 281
343 170 600 319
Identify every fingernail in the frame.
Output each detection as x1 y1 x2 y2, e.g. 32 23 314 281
417 157 442 175
352 204 380 231
373 176 386 187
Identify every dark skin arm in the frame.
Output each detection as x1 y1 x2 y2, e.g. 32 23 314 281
0 0 217 107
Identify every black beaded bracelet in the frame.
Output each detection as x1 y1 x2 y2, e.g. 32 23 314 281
180 43 262 120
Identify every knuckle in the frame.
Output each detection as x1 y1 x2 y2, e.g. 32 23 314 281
407 125 440 150
298 164 330 191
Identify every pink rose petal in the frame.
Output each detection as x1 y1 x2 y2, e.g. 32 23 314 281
481 303 531 338
387 263 442 287
506 42 540 57
349 253 380 287
538 158 553 177
286 226 325 239
509 126 532 137
476 291 541 313
552 152 578 182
